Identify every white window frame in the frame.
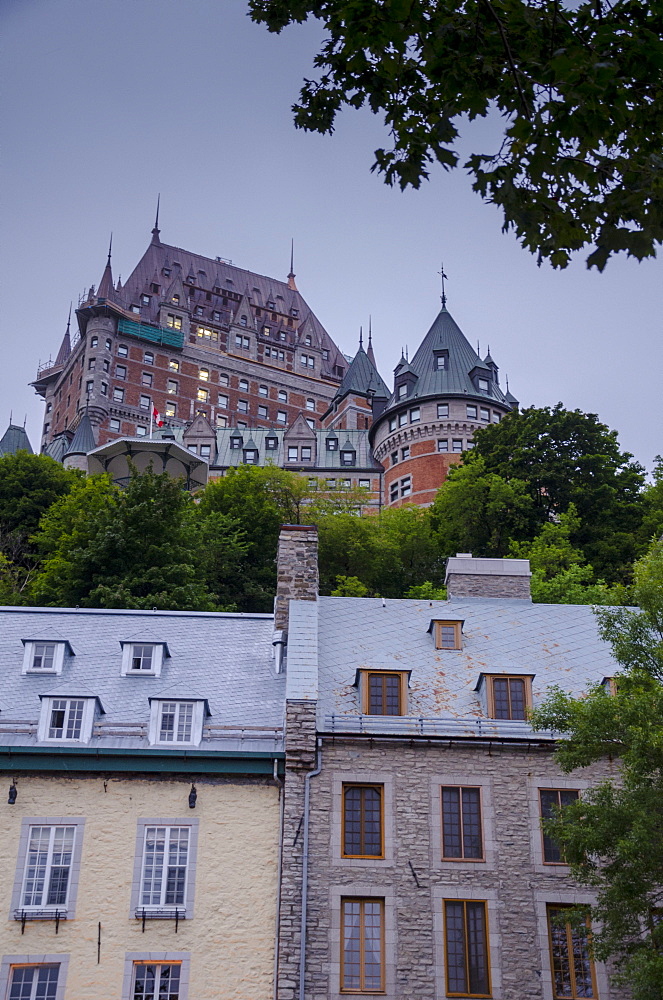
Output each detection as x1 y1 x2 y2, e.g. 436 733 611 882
21 641 67 676
148 700 205 747
122 952 190 1000
437 403 449 418
10 817 85 919
130 821 199 919
0 956 69 1000
120 643 165 678
37 697 96 744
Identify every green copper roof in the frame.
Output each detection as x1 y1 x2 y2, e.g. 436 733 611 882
0 423 33 457
65 411 96 456
334 346 390 401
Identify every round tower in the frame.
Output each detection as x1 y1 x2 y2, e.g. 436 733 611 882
370 305 518 507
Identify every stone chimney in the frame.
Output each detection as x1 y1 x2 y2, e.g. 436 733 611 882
445 553 531 600
274 524 319 630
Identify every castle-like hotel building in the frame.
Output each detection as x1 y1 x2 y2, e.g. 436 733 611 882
31 225 518 505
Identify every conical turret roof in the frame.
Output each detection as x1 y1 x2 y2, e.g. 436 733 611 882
335 346 389 401
0 423 33 457
65 410 96 456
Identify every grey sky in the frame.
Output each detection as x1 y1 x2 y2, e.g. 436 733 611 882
2 0 661 470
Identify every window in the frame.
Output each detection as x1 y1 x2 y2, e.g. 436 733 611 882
216 414 227 428
102 359 110 372
397 383 407 399
171 294 180 305
239 378 249 391
212 311 221 322
199 368 209 381
306 398 316 411
139 395 150 410
106 338 112 350
466 405 477 419
85 380 94 394
486 675 532 720
398 412 407 427
263 326 271 336
142 372 153 387
341 898 384 993
117 344 128 357
136 426 147 437
240 315 247 327
194 306 204 317
88 357 95 370
359 479 370 489
301 447 312 461
258 405 268 419
492 412 501 423
243 449 258 465
326 478 336 489
19 825 77 911
432 620 462 650
288 447 298 462
341 451 356 466
410 407 420 423
144 351 154 364
6 964 62 999
259 384 268 397
167 314 182 331
110 418 121 432
130 962 183 1000
364 672 405 716
150 700 204 746
540 789 579 863
169 358 180 371
165 379 178 395
547 906 597 999
480 407 490 422
326 437 338 452
443 899 490 997
401 446 409 460
219 373 228 385
342 785 383 858
277 410 287 423
441 788 483 860
438 439 449 452
197 388 209 403
121 643 164 677
238 399 248 413
46 403 52 413
266 437 278 451
139 825 190 909
278 390 287 403
22 641 66 674
400 476 411 498
230 437 242 450
450 439 462 453
90 336 98 347
478 378 489 392
165 402 176 418
188 445 198 455
391 452 398 466
38 698 95 743
113 387 125 403
389 481 398 503
437 403 449 418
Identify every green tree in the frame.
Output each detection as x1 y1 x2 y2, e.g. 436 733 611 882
469 404 645 581
531 538 663 998
250 0 663 269
429 456 536 557
32 469 234 611
639 455 663 547
510 505 627 604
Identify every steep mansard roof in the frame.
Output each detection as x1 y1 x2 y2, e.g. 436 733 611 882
0 423 33 457
101 236 347 381
383 306 512 411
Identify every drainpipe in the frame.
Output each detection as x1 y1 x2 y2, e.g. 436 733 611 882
299 738 322 1000
273 761 285 1000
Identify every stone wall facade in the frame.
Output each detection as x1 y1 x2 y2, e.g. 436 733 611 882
274 526 319 632
446 573 532 600
292 736 619 1000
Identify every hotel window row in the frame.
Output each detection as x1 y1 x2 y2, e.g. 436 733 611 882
339 898 596 998
1 954 189 1000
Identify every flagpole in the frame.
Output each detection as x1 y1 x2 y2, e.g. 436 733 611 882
149 399 153 439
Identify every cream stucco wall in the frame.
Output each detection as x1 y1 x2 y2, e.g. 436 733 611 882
0 774 280 1000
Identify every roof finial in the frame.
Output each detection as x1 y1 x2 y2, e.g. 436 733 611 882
405 345 409 361
359 325 363 349
287 239 297 290
477 340 481 358
368 315 372 345
66 302 72 333
151 194 161 243
438 261 448 308
107 233 112 266
367 315 376 365
506 374 510 392
9 410 12 425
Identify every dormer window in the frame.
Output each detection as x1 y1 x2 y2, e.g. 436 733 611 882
240 315 248 327
267 300 275 309
429 620 463 650
149 699 206 746
38 696 98 743
341 450 356 467
230 436 243 450
360 671 408 716
266 437 278 451
171 294 180 305
22 640 69 675
476 673 534 721
121 642 167 677
434 351 448 371
478 378 489 392
326 437 338 452
397 383 408 399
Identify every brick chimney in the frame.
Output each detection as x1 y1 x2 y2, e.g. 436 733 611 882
445 553 531 600
274 524 319 630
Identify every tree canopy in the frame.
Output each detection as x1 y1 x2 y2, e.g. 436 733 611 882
250 0 663 269
531 539 663 998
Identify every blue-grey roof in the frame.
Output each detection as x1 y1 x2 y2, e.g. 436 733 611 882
0 423 33 457
332 347 389 402
65 410 96 455
289 596 619 741
0 607 284 753
382 307 512 412
44 434 70 463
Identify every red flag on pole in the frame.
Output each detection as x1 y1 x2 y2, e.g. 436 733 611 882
152 405 164 428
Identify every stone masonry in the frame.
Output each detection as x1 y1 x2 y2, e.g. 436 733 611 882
274 525 319 632
445 555 532 601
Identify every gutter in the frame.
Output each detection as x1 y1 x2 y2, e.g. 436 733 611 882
0 745 285 776
299 738 322 1000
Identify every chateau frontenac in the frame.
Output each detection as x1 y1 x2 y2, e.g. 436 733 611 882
30 224 518 505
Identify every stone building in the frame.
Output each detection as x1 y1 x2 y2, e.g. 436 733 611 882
0 605 285 1000
31 226 518 508
275 526 620 1000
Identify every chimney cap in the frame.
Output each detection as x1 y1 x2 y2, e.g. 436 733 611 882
445 556 531 582
280 523 318 533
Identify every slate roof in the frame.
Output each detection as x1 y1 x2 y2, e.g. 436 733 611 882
289 597 619 741
0 423 33 457
0 607 284 753
102 236 347 381
332 346 389 402
382 307 512 413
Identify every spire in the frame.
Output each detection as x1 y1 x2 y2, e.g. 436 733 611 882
97 235 114 300
359 326 363 349
54 305 72 366
151 194 161 244
438 262 448 308
287 239 297 291
367 315 376 366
